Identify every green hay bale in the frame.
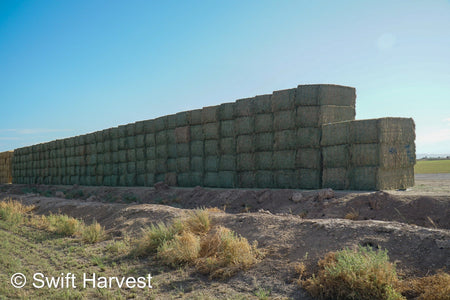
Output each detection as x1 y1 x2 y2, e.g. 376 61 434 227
321 121 350 146
155 131 168 145
189 109 202 125
87 154 97 165
143 119 155 134
175 126 190 144
117 125 127 138
156 145 168 158
204 172 219 187
203 122 219 140
125 123 136 137
135 121 145 135
135 161 146 174
190 125 204 141
298 168 321 189
118 175 127 186
255 152 273 170
274 130 296 150
220 120 235 137
117 150 127 163
96 142 104 154
111 151 119 164
234 97 254 117
274 170 297 189
254 133 273 152
255 113 273 133
320 105 355 125
274 110 295 131
189 172 203 186
202 105 219 123
118 138 126 150
117 163 127 175
176 143 190 157
97 154 104 165
110 127 119 139
168 144 177 158
219 155 236 171
377 167 414 190
191 141 204 156
103 140 111 153
254 94 272 114
349 119 378 144
177 173 191 187
238 171 256 188
95 131 104 143
218 171 236 188
111 139 119 152
219 102 235 121
167 158 177 172
271 88 295 112
349 167 377 190
235 117 254 135
111 164 119 175
126 174 136 186
167 129 176 144
176 157 190 173
237 153 255 171
296 106 320 127
322 145 349 168
155 116 168 132
176 111 189 127
136 174 146 186
136 134 145 148
256 171 275 188
145 133 156 147
350 144 379 167
237 135 254 153
205 156 219 172
146 160 156 173
378 118 416 144
156 159 167 173
155 174 165 184
296 127 321 148
167 114 177 129
191 156 204 172
136 148 145 161
205 140 219 156
296 148 321 169
273 151 295 170
103 164 113 175
103 152 112 164
296 84 356 106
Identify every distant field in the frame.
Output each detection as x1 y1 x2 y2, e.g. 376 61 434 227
415 159 450 174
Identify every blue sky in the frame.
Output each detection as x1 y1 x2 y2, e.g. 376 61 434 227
1 0 449 154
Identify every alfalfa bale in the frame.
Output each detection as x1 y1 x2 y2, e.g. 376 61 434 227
295 85 319 106
189 172 203 186
377 167 414 190
103 164 113 175
126 174 136 186
110 127 119 139
322 168 349 190
349 119 378 144
118 150 127 163
110 175 119 186
255 152 273 170
167 144 177 158
254 132 273 152
235 117 254 135
205 140 219 156
111 152 119 164
167 129 176 144
273 110 295 131
274 170 297 189
378 118 415 144
255 114 273 133
271 88 295 112
191 156 204 172
135 161 146 174
318 85 356 106
175 126 190 144
176 143 190 157
203 122 219 140
237 153 255 171
256 171 274 188
296 106 320 127
176 111 189 127
136 148 145 161
189 109 202 125
97 153 104 165
147 173 155 186
202 105 219 123
87 154 97 165
177 173 191 187
136 134 145 148
296 148 321 169
156 158 167 173
219 102 235 120
103 140 111 153
205 156 219 172
167 114 177 129
350 143 379 167
298 168 321 189
96 142 104 154
143 119 155 134
274 130 296 150
117 163 127 175
237 135 254 153
296 127 321 148
155 131 167 145
204 172 219 187
190 125 204 141
238 171 256 188
321 121 349 146
155 116 168 132
219 155 236 171
220 120 234 137
103 152 112 164
176 157 190 173
145 133 156 147
349 167 377 190
218 171 236 188
146 160 156 173
190 141 204 156
111 139 119 152
254 94 272 114
127 149 136 162
117 125 127 138
322 145 349 168
234 97 254 117
118 138 126 150
167 158 176 172
378 143 415 169
320 106 355 126
273 151 295 170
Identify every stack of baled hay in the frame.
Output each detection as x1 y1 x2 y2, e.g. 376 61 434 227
321 118 416 190
0 151 13 183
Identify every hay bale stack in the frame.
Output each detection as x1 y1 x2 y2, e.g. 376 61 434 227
0 151 14 184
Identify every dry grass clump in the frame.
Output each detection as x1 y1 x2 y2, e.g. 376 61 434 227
133 209 261 279
0 198 34 225
302 246 404 300
82 220 106 243
44 214 81 236
399 271 450 300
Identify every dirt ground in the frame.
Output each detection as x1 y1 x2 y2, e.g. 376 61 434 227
0 174 449 299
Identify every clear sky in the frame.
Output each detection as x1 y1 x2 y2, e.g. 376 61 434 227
1 0 449 154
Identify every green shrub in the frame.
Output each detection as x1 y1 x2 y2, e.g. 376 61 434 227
82 221 105 244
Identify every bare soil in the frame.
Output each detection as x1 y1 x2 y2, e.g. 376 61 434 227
0 174 449 299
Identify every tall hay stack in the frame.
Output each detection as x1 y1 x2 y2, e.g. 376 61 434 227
0 151 14 184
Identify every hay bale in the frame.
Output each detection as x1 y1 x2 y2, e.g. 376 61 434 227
126 174 136 186
349 119 378 144
296 84 356 106
103 164 113 175
234 97 254 117
218 171 236 188
136 134 145 148
135 161 146 174
176 143 190 157
255 113 273 133
156 145 168 158
136 148 145 161
176 111 189 127
118 138 126 150
167 114 177 129
237 153 255 171
118 175 127 186
350 144 379 167
274 170 297 189
202 105 219 123
296 127 321 148
146 160 156 173
135 121 145 135
127 149 136 162
219 102 235 120
295 85 319 106
274 110 295 131
219 155 236 171
111 139 119 152
177 173 191 187
190 125 204 141
143 119 155 134
296 148 321 169
203 122 219 140
238 171 256 188
321 121 350 146
298 168 321 189
167 158 177 172
205 156 219 172
103 152 112 164
175 126 190 143
176 157 190 173
256 171 274 188
254 94 272 114
235 117 254 135
237 135 254 153
320 106 355 125
274 130 296 150
322 168 349 190
255 132 273 152
191 156 204 172
96 143 104 154
204 172 219 187
110 127 119 139
146 147 156 160
378 118 415 144
189 109 202 125
118 125 127 138
205 140 219 156
156 131 168 145
377 167 414 190
156 158 167 173
189 172 203 186
136 174 146 186
167 129 176 144
168 144 177 158
349 167 377 190
155 116 168 132
220 120 234 138
322 145 349 168
190 141 204 156
271 88 295 112
145 133 156 147
273 151 295 170
255 151 272 170
146 173 155 186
